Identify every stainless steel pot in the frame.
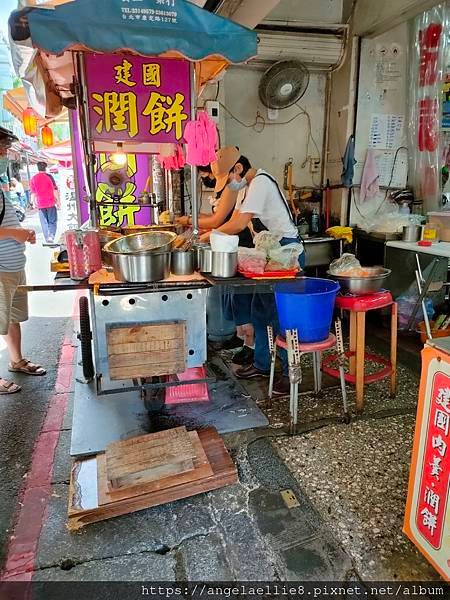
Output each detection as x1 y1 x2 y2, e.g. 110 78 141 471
327 266 391 295
171 250 194 276
107 251 171 282
212 251 238 278
402 225 421 242
194 244 212 273
110 231 176 254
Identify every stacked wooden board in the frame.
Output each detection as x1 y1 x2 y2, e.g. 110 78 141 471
68 427 237 530
106 321 187 380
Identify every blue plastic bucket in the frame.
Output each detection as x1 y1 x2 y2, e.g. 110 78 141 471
274 278 340 342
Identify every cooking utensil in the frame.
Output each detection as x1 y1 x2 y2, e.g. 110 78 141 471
105 247 171 282
171 250 194 276
402 225 421 242
212 251 238 278
194 244 212 273
108 231 176 254
327 266 391 295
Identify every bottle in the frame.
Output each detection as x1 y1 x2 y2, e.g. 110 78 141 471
399 202 410 215
311 208 320 234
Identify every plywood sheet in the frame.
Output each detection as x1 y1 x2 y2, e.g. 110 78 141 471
97 431 213 504
68 428 237 530
106 321 186 380
105 426 196 489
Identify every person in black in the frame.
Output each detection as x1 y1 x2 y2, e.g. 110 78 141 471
176 148 255 364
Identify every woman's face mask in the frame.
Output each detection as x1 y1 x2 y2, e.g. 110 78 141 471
228 172 247 192
201 175 216 189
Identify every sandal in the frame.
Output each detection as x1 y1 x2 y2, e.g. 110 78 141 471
8 359 47 376
0 378 21 395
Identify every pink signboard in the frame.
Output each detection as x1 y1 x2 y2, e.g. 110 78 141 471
85 53 191 144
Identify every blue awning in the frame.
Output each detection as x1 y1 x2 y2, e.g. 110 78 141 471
22 0 257 64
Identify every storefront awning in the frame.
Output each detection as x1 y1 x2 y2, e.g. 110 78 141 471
22 0 257 63
9 0 257 118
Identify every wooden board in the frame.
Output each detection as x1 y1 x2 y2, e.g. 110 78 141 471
89 268 207 286
105 426 196 489
98 431 213 504
106 321 187 380
68 428 237 531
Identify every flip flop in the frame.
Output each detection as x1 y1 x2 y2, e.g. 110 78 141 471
0 379 21 395
8 359 47 376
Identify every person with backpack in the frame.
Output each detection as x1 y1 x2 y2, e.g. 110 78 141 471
0 189 46 394
30 162 60 244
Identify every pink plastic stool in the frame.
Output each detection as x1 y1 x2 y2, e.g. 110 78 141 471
267 324 348 433
322 291 397 413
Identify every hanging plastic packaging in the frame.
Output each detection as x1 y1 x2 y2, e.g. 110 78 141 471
409 6 448 210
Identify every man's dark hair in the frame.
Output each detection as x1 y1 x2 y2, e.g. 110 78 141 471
198 164 211 174
235 155 251 177
37 162 47 172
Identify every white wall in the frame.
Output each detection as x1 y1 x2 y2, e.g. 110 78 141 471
349 23 409 225
220 66 326 188
266 0 343 23
353 0 440 36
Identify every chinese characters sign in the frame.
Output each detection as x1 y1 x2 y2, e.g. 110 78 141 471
85 54 190 144
404 346 450 580
416 372 450 548
121 0 178 24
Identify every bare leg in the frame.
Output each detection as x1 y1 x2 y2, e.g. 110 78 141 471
3 322 22 364
241 323 254 347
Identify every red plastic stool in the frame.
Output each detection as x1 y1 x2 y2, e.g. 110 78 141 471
321 290 397 413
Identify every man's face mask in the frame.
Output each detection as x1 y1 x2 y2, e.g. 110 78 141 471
201 175 216 189
227 165 247 192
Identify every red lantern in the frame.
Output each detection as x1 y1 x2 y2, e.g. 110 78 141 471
41 125 54 147
23 107 37 137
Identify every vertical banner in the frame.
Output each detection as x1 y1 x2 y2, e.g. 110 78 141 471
409 5 448 210
58 168 78 230
404 344 450 580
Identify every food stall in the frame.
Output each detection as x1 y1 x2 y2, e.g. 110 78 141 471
9 0 285 462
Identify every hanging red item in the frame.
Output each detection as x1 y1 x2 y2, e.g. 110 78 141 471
418 97 439 152
41 125 54 147
419 23 443 87
22 107 37 137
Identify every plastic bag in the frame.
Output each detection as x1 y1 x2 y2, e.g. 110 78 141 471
329 253 367 276
397 295 434 330
254 231 282 256
237 248 267 274
266 243 303 271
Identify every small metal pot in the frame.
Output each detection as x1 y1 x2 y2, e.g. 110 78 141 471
402 225 421 242
194 244 212 273
212 251 238 278
171 250 194 276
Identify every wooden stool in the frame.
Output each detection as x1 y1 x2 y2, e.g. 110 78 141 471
322 291 397 413
267 324 349 433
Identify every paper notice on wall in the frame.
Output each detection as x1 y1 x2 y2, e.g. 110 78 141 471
369 114 404 150
21 0 74 8
354 148 408 189
375 43 403 91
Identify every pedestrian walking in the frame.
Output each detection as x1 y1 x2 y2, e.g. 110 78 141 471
30 162 60 244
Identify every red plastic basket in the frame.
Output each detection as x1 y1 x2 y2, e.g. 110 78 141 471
165 366 209 404
238 268 299 280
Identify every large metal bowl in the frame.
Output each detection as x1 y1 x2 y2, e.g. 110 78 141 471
327 266 391 295
104 234 173 282
107 231 177 254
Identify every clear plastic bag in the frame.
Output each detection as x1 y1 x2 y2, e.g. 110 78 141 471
254 231 282 256
329 253 367 276
237 248 267 274
266 243 303 271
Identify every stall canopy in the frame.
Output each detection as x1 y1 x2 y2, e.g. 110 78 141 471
9 0 258 118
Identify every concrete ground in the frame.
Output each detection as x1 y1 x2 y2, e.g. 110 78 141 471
0 212 437 583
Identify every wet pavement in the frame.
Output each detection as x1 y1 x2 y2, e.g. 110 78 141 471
0 216 437 582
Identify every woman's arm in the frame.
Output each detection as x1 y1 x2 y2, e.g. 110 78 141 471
216 211 253 235
197 187 238 230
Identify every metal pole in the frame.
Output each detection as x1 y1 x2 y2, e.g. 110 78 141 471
190 63 198 235
76 52 98 227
